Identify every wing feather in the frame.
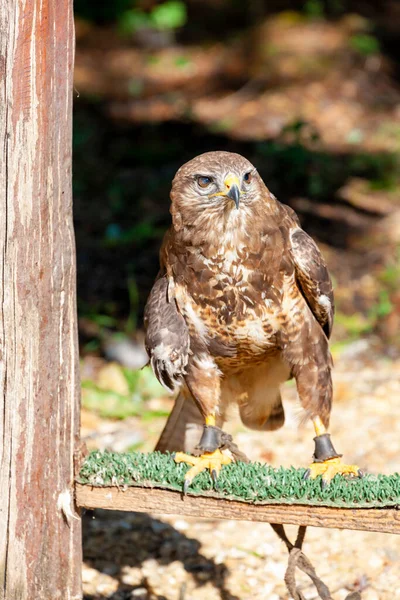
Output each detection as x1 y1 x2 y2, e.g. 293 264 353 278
144 274 190 391
289 228 334 338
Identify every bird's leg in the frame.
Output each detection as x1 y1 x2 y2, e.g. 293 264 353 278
304 416 362 484
174 413 233 491
290 355 362 486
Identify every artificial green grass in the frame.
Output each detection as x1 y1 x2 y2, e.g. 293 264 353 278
78 451 400 509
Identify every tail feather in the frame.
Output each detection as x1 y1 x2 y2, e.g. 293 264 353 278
155 391 204 454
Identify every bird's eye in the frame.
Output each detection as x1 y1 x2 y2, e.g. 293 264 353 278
197 175 213 188
243 171 253 184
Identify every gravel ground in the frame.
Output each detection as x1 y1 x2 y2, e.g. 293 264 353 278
82 350 400 599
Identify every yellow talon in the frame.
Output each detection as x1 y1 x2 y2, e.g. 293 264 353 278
306 457 361 484
174 449 232 491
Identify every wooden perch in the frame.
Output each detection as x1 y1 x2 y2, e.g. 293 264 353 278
76 484 400 535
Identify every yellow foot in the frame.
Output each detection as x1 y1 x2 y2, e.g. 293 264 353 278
304 457 363 486
174 449 232 492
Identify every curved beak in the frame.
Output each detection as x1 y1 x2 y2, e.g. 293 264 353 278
224 174 241 209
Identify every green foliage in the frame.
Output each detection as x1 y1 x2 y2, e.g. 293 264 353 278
346 129 364 145
374 122 400 153
379 249 400 292
151 1 187 30
174 55 192 68
119 1 187 36
368 290 393 321
350 33 380 56
78 297 119 326
303 0 325 19
335 281 395 339
79 450 400 508
209 118 236 134
82 381 141 419
329 340 354 359
82 366 169 420
119 9 149 35
302 0 348 18
335 249 399 338
334 312 373 338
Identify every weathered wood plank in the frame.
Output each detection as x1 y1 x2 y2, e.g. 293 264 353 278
76 484 400 536
0 1 81 598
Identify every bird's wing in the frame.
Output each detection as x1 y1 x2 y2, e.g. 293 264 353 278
144 273 190 392
286 214 334 338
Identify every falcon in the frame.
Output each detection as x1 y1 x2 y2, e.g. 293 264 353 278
144 151 360 489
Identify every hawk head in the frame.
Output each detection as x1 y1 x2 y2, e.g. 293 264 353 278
170 151 270 244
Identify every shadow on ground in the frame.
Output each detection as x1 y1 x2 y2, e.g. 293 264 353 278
83 509 240 600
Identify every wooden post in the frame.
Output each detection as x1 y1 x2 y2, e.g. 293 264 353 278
0 1 81 599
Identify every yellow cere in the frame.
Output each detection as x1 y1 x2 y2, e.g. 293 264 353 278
223 173 240 192
209 173 241 198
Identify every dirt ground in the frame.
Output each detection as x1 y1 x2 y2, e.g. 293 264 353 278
81 348 400 600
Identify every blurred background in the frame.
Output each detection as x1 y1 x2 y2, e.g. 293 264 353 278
76 2 400 598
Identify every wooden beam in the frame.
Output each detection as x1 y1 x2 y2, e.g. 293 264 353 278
76 484 400 536
0 1 81 598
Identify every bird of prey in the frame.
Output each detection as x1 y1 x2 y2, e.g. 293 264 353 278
144 151 360 489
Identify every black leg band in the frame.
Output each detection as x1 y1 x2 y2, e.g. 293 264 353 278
196 425 223 453
195 425 250 462
312 433 342 463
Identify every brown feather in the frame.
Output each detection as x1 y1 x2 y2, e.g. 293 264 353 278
144 274 190 392
155 389 204 454
288 226 334 338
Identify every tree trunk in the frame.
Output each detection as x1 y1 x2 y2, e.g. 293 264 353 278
0 1 81 598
